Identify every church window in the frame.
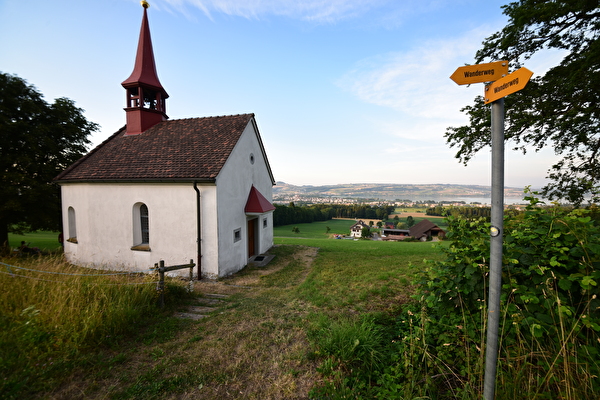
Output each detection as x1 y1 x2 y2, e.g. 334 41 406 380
140 204 149 244
132 202 150 251
67 206 77 243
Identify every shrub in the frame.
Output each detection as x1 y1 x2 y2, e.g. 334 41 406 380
393 194 600 398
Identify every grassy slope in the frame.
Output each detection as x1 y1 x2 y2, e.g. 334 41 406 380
2 225 445 399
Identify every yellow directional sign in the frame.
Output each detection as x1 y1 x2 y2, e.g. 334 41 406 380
484 67 533 104
450 61 508 85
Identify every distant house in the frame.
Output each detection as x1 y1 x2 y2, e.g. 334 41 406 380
54 4 275 279
350 220 370 238
381 219 445 241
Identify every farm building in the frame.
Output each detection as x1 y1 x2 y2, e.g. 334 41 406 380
381 219 445 241
54 3 275 279
350 220 370 238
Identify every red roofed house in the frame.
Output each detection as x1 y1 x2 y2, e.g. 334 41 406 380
54 3 275 278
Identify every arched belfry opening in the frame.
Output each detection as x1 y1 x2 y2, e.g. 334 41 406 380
121 1 169 135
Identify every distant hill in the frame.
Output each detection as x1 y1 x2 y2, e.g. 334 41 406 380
273 182 528 201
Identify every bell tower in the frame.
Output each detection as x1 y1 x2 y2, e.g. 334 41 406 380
121 1 168 135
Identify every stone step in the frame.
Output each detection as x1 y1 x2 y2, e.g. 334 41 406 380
174 294 230 320
204 293 229 299
174 312 208 320
188 306 217 314
196 298 225 306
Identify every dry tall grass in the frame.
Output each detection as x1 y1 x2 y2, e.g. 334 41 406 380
0 255 164 398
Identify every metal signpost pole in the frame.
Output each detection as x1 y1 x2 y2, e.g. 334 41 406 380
484 98 505 399
451 63 531 399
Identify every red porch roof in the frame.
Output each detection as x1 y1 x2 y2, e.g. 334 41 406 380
245 185 275 214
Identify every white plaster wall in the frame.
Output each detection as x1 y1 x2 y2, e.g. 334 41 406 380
60 182 218 277
215 121 274 276
197 184 219 278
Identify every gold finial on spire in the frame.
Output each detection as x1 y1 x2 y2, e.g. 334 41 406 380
141 1 149 8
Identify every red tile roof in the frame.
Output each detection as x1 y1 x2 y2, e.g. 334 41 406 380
55 114 271 182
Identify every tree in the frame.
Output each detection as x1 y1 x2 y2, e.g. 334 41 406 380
406 215 415 227
360 226 371 239
0 72 97 250
445 1 600 204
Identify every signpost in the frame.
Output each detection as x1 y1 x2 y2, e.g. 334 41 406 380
484 67 533 104
450 61 532 400
450 60 508 85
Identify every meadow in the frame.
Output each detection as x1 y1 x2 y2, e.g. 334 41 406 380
3 208 596 399
8 231 62 252
274 214 447 239
0 223 445 399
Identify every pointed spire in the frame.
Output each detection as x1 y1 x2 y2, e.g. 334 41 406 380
122 1 168 135
122 2 166 93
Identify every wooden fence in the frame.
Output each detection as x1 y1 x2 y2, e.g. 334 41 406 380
154 259 195 308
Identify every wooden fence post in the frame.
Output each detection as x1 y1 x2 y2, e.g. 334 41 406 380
188 259 194 293
154 259 195 307
157 260 165 308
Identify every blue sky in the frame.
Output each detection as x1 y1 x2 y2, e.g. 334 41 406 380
0 0 562 189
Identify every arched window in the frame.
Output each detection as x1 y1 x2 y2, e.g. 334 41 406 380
132 203 150 251
67 206 77 243
140 204 149 244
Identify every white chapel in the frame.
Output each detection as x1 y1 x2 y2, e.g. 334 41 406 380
55 2 276 278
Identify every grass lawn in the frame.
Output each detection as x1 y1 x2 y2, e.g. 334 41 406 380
273 219 356 238
8 231 61 251
275 236 446 311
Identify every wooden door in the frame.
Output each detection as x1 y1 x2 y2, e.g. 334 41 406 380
247 219 256 257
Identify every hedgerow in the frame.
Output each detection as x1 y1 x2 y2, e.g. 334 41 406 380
393 194 600 398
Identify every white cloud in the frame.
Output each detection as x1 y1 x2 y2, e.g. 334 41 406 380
151 0 476 24
336 26 497 119
154 0 390 22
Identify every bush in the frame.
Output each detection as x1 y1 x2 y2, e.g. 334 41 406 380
391 194 600 398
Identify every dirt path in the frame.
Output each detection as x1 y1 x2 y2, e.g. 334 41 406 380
50 245 321 400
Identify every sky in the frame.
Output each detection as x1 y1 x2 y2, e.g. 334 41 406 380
0 0 563 190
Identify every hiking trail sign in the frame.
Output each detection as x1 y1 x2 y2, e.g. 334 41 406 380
484 67 533 104
450 60 508 85
449 60 533 400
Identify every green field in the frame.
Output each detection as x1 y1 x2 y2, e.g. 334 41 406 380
274 216 447 239
8 231 61 251
274 219 356 238
9 216 446 251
